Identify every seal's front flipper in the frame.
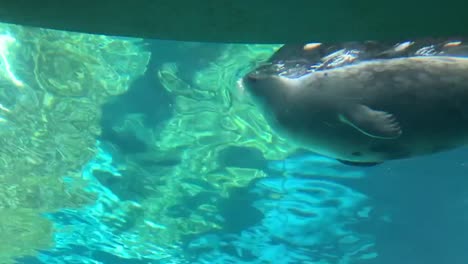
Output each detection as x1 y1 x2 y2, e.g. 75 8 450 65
337 159 383 167
339 104 402 139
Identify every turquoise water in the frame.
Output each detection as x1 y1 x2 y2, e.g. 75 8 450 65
2 30 468 264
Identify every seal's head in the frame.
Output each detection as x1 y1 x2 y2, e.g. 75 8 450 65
242 70 291 110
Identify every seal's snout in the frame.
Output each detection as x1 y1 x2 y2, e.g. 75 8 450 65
242 72 263 94
246 74 257 83
245 72 260 84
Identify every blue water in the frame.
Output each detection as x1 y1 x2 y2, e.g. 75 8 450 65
19 147 468 263
10 39 468 264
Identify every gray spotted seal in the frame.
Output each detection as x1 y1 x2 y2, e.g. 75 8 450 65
242 40 468 166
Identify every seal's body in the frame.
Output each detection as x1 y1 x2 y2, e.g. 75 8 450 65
244 51 468 165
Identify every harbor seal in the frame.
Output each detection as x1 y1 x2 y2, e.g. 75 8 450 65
242 40 468 166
